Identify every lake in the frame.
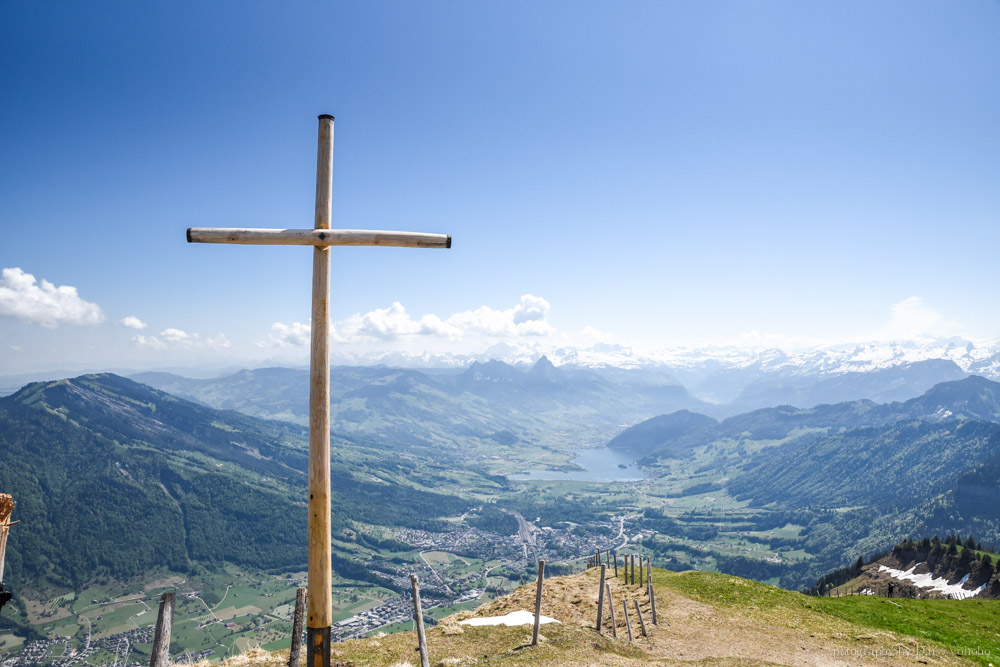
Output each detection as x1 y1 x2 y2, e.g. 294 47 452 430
509 447 645 482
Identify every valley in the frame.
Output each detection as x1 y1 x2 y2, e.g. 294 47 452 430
1 361 999 664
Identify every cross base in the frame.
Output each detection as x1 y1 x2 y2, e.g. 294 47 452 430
307 627 330 667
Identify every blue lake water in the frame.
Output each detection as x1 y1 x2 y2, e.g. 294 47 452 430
509 447 645 482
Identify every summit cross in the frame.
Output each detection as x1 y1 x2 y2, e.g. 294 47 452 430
187 114 451 667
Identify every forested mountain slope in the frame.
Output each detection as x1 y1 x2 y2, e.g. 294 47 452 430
0 374 469 593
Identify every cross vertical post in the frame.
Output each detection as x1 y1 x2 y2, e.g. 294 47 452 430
187 114 451 667
307 113 334 667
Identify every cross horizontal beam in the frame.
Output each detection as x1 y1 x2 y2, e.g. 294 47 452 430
186 227 451 248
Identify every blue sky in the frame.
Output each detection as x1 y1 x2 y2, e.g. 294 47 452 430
2 1 999 374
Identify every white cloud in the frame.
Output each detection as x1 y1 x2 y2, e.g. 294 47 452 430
338 302 461 341
444 294 553 338
0 267 105 328
161 328 193 343
133 328 230 350
121 315 148 330
261 321 312 348
329 294 555 343
875 296 960 342
580 325 615 345
131 334 167 350
257 294 562 358
206 332 231 349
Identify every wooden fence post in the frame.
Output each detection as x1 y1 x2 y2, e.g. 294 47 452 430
150 592 175 667
622 599 633 642
648 580 657 625
634 599 648 637
605 583 617 638
613 553 618 578
532 560 545 646
596 564 607 632
288 588 306 667
409 575 430 667
631 555 635 586
639 556 644 588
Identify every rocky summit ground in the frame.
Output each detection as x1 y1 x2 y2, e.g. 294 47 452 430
201 568 999 666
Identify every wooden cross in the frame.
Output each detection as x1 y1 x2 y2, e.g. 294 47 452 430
187 115 450 667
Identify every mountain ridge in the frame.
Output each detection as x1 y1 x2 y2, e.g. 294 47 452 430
0 373 471 594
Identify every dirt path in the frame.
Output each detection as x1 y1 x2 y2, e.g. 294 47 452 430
442 569 972 666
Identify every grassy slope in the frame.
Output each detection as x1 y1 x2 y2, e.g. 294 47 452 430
665 570 998 666
201 568 997 666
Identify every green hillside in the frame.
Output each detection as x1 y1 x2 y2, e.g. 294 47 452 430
0 374 471 593
609 376 1000 579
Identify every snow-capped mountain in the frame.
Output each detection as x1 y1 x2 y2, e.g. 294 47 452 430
323 336 1000 409
332 336 1000 378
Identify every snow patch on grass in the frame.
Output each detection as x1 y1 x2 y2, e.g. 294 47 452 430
459 610 560 627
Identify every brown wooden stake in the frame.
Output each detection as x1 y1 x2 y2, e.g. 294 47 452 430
596 564 607 632
149 592 175 667
613 553 618 578
631 554 635 586
605 583 617 638
0 494 15 585
288 588 306 667
622 599 633 642
639 555 644 587
634 599 648 637
532 560 545 646
648 580 657 625
410 574 429 667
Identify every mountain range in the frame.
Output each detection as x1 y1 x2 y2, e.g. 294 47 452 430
4 362 1000 662
130 358 710 445
310 335 1000 380
6 336 998 411
612 375 1000 566
123 355 979 440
